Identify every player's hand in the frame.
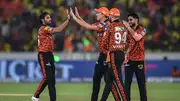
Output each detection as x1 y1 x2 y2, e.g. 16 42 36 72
75 7 81 19
66 9 70 20
123 55 129 65
123 20 130 28
70 7 76 19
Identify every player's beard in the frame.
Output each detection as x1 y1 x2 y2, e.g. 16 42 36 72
130 23 135 27
44 20 51 25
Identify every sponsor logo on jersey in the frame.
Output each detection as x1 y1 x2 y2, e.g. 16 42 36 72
115 27 124 32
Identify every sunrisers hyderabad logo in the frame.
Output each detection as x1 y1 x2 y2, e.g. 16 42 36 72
138 64 144 69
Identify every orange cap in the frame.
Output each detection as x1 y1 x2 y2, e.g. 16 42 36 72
94 7 109 16
109 8 120 16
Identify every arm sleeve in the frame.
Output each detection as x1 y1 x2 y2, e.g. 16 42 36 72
138 27 146 37
93 23 106 32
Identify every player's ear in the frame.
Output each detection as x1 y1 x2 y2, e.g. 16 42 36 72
41 19 45 24
135 19 138 23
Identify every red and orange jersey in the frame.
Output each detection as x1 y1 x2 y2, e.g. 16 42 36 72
103 21 132 52
129 26 146 61
94 21 110 54
37 26 54 52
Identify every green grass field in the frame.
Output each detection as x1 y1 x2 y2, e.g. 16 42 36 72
0 83 179 101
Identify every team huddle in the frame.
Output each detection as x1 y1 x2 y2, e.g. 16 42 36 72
31 7 147 101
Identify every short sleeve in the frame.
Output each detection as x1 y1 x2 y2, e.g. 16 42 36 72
95 22 107 32
138 27 146 36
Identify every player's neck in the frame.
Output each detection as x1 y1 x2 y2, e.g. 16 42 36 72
42 22 49 26
132 24 138 30
42 24 48 26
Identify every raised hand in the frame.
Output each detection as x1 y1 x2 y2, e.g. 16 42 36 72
123 55 129 65
123 20 130 28
66 9 70 20
70 7 78 20
75 7 81 19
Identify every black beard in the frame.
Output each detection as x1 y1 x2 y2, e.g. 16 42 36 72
130 23 136 27
44 20 51 25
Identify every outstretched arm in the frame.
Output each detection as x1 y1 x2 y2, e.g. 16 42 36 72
70 7 99 31
52 9 70 33
74 7 84 21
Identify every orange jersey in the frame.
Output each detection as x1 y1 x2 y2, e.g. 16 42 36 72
38 26 54 52
95 21 110 54
129 26 146 61
104 21 132 52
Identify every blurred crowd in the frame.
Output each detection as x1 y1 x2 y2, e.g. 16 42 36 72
0 0 179 52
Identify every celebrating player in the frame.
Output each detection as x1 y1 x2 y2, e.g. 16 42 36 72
101 8 131 101
31 10 70 101
123 12 147 101
70 7 111 101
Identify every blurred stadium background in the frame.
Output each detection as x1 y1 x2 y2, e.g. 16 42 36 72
0 0 180 101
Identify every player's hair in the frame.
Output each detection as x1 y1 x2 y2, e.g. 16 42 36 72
128 12 139 22
39 12 49 24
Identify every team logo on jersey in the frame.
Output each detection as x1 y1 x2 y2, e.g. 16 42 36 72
138 64 144 69
103 61 107 66
45 26 53 31
141 28 146 36
115 27 124 32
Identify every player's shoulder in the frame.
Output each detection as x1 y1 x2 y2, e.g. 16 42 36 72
38 26 44 32
39 26 46 31
95 21 108 28
44 26 53 31
138 26 146 31
38 26 53 33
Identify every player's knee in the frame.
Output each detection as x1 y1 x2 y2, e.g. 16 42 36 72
46 75 54 81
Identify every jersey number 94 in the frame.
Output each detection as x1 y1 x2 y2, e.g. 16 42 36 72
114 32 127 44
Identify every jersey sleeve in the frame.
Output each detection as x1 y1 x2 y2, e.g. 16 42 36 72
102 25 111 48
94 22 106 32
43 26 54 35
137 27 146 37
